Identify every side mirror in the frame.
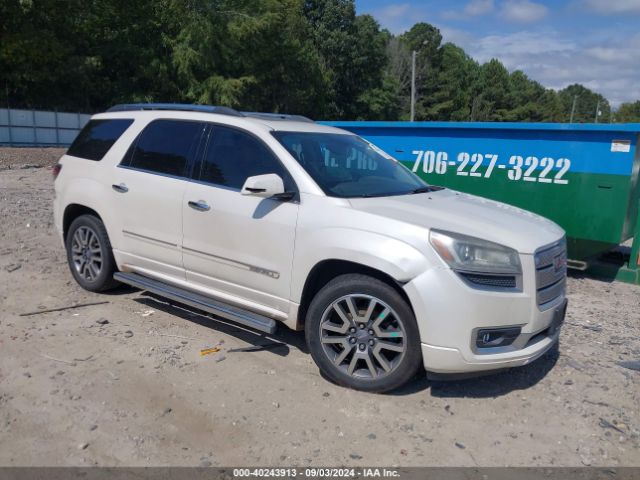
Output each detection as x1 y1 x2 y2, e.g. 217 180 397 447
241 174 285 198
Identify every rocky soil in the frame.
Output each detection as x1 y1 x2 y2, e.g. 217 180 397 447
0 148 639 467
0 147 66 170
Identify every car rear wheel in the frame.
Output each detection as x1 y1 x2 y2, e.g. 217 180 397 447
305 274 422 393
65 214 119 292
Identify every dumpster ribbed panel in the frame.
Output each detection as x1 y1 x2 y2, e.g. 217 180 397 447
535 240 567 309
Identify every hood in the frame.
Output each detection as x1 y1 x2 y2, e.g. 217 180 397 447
348 189 564 254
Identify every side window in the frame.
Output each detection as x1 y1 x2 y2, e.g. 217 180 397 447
199 126 294 191
67 119 133 161
125 120 204 177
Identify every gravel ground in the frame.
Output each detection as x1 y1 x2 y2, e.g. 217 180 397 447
0 147 66 169
0 148 639 467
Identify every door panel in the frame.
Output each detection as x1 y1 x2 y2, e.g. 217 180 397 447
182 124 299 315
111 168 187 277
110 119 205 278
183 184 298 313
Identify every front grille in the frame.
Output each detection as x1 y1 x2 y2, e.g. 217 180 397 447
534 239 567 309
460 272 517 289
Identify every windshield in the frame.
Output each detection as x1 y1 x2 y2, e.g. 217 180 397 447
272 132 430 198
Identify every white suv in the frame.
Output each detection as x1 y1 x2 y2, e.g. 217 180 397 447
53 103 568 392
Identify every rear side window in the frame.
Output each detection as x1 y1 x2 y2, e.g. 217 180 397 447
67 119 133 161
124 120 203 177
199 125 294 190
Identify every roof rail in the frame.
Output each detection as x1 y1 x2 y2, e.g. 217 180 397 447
106 103 314 122
242 112 315 123
106 103 244 117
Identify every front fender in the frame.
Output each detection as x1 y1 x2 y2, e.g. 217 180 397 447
290 226 431 303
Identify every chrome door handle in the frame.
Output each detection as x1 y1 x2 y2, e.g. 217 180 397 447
112 183 128 193
188 200 210 211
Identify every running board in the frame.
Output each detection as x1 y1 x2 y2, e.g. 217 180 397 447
114 272 277 334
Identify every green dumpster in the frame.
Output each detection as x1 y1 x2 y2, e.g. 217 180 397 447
324 121 640 283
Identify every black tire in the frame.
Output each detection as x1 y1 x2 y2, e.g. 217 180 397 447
305 274 422 393
65 214 119 292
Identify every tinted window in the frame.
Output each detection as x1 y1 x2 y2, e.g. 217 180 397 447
67 119 133 161
127 120 203 177
200 126 293 190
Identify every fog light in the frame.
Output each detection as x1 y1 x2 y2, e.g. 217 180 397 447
476 327 521 349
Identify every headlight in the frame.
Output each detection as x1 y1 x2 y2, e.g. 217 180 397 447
429 230 521 275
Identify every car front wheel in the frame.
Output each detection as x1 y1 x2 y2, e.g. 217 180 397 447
305 274 422 393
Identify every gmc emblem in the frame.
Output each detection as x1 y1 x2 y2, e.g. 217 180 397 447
554 255 566 272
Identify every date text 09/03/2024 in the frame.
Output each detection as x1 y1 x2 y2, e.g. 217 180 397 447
233 468 401 478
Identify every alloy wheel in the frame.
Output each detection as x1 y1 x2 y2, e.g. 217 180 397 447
318 294 407 380
71 226 103 282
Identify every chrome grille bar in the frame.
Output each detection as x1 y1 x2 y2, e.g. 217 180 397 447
534 239 567 309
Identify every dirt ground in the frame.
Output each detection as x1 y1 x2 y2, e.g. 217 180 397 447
0 148 639 467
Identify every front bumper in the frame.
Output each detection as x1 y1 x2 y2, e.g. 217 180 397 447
404 259 566 374
420 328 558 374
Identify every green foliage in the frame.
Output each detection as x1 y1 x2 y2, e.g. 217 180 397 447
615 101 640 122
425 43 476 121
0 1 633 122
399 23 442 120
471 59 512 121
302 1 390 118
557 84 611 123
168 0 327 115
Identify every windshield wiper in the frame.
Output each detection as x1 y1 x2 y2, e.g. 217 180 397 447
353 186 441 198
408 186 435 194
356 192 388 198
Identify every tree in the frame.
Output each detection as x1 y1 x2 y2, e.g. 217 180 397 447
169 0 327 116
1 0 92 110
504 71 541 121
538 90 564 122
615 101 640 123
1 0 186 111
425 43 477 121
558 84 611 123
469 59 511 121
399 23 442 120
383 36 411 118
302 0 390 119
0 3 622 123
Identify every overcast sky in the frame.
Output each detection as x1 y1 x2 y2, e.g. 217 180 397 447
356 0 640 107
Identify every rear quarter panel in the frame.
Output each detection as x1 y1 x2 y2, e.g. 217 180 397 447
54 116 147 248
